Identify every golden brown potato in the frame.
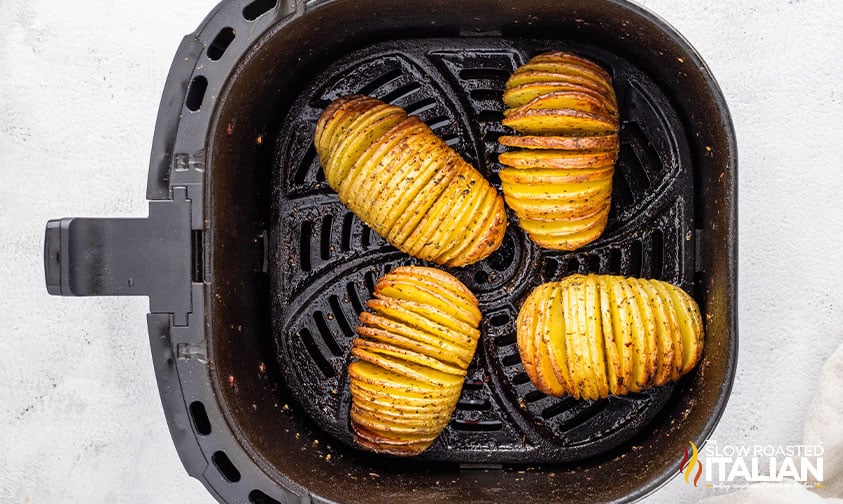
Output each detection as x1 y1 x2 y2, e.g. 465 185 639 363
499 52 620 251
516 274 704 400
348 266 481 456
315 95 506 267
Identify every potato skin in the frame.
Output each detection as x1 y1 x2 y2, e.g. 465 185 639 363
516 274 704 400
348 266 481 456
499 52 620 251
315 95 506 267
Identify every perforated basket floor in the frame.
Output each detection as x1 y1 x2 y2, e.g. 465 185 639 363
271 38 693 463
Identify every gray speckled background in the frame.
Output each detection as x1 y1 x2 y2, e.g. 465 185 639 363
1 1 841 502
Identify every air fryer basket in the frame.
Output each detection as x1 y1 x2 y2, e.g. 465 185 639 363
44 0 737 503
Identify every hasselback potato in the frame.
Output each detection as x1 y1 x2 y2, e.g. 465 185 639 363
499 52 620 251
314 95 506 267
517 274 703 400
348 266 481 456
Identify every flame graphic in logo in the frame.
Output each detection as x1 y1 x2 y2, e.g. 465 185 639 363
679 441 703 486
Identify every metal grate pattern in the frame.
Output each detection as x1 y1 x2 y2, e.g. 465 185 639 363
272 38 693 463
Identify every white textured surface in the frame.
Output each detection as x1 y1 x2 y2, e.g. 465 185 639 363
1 1 841 503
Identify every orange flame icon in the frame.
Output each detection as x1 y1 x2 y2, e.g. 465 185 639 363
679 441 703 486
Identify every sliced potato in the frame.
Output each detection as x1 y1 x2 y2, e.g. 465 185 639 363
506 71 614 104
338 117 425 202
516 284 542 389
650 280 685 381
349 267 480 456
499 149 617 170
457 192 507 266
639 279 676 386
503 82 615 109
502 109 618 136
518 204 608 237
499 134 619 151
504 194 610 222
358 314 475 366
528 52 613 80
514 275 704 400
504 90 612 119
373 274 481 327
435 183 497 265
534 284 567 396
512 64 614 103
326 105 407 188
499 165 614 184
545 283 574 396
316 95 506 266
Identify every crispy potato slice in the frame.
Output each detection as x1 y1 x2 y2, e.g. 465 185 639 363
366 298 475 349
352 347 465 389
359 310 476 360
518 204 608 237
351 402 452 424
608 277 634 394
499 134 619 151
562 278 593 399
315 95 375 158
395 269 480 316
358 131 440 227
405 167 479 257
350 382 457 413
348 361 460 397
377 138 450 237
350 408 445 436
527 212 608 251
504 90 611 118
583 275 610 398
435 183 496 264
650 280 685 381
373 280 480 328
325 106 407 188
545 282 574 396
502 109 618 136
337 117 424 202
498 149 617 170
528 52 613 81
623 278 657 390
512 63 614 103
356 325 470 369
596 276 624 395
501 175 613 202
415 170 487 260
516 285 542 389
504 194 610 222
386 149 461 245
352 339 467 377
661 280 704 374
352 427 435 455
456 192 507 266
639 280 676 386
506 71 615 104
503 82 616 110
499 165 614 184
534 284 567 396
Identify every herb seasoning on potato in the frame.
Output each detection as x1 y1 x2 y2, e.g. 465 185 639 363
517 274 703 400
314 95 507 267
348 266 481 456
499 52 620 250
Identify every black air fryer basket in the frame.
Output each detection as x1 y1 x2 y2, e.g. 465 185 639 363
44 1 737 502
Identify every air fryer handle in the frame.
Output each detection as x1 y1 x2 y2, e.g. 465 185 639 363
44 193 194 324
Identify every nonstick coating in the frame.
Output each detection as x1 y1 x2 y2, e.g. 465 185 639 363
272 37 692 463
196 0 736 502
